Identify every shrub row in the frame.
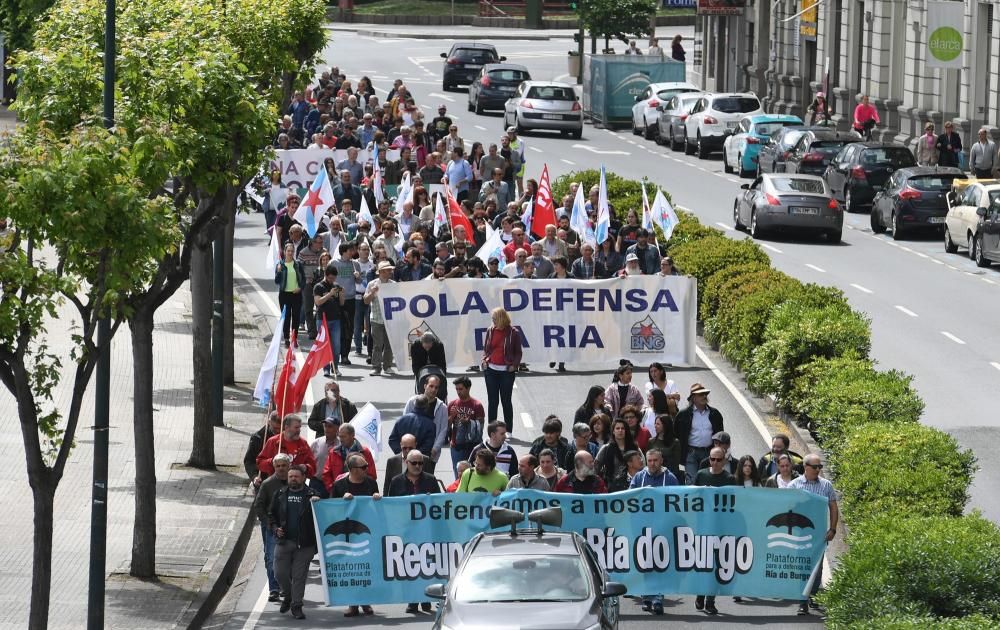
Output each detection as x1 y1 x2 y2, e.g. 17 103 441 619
556 169 987 627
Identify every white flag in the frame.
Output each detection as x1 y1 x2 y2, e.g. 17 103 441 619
570 182 595 248
266 231 281 272
433 191 449 236
395 171 412 217
595 165 610 244
253 307 286 407
476 225 507 271
350 403 383 461
358 194 376 236
652 188 680 241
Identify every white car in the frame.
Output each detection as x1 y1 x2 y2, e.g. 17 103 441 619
630 81 699 141
683 92 764 159
944 179 1000 266
503 81 583 138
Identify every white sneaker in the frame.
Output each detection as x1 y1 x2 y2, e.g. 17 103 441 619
384 367 397 376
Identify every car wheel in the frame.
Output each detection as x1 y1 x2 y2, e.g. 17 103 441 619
944 226 958 253
733 201 745 230
570 128 582 140
475 98 484 115
870 207 886 234
723 151 732 173
684 131 695 155
515 116 526 135
442 81 450 92
696 133 709 159
891 212 905 240
828 230 843 244
844 187 856 213
750 210 764 239
643 121 656 141
669 127 679 151
467 97 474 112
974 232 991 267
737 154 752 178
632 115 640 135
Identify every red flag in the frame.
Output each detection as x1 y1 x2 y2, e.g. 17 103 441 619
446 187 476 239
274 333 298 418
287 314 334 411
531 164 557 239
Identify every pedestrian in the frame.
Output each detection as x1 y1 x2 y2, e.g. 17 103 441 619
757 433 804 478
297 235 325 340
322 423 377 492
563 422 599 470
935 120 963 168
646 414 682 481
468 419 518 477
256 415 317 480
447 376 485 474
411 331 448 401
306 380 358 434
693 447 737 615
330 454 381 618
595 418 639 492
671 35 686 62
245 411 281 484
735 455 761 487
674 383 724 484
575 385 611 427
852 94 880 139
402 375 449 472
641 388 676 434
254 453 290 603
457 449 509 495
275 242 306 345
625 229 661 275
571 243 608 279
364 260 397 376
479 307 523 430
624 450 645 487
269 465 321 620
699 431 738 475
310 417 341 474
789 454 839 615
536 449 566 490
554 451 607 494
764 453 800 488
969 127 997 178
605 363 644 418
386 450 440 613
312 263 345 376
589 412 612 447
620 405 651 452
647 37 664 57
806 91 832 126
506 126 526 196
618 252 643 277
625 39 643 55
916 122 939 166
506 454 551 490
657 256 679 277
528 416 573 465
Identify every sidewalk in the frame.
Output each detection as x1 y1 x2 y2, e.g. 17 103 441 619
327 22 576 40
0 276 273 629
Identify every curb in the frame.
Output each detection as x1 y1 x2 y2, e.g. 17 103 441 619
351 28 556 40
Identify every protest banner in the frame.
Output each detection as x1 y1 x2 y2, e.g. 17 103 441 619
269 148 402 188
376 276 697 370
311 487 829 605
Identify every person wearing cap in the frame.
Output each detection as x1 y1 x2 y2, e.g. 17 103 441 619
807 91 832 126
625 228 661 275
311 416 342 474
364 260 398 376
485 256 506 279
657 256 679 277
674 383 725 484
698 431 738 475
431 104 452 143
307 381 359 434
618 252 643 277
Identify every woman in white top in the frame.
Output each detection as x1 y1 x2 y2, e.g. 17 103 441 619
644 362 680 402
764 454 799 489
641 389 678 434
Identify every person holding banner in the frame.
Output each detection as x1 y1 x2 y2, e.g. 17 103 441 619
330 454 381 618
595 418 639 492
789 453 839 615
571 243 607 280
386 450 441 614
479 307 523 430
269 465 321 620
693 447 737 615
554 451 607 494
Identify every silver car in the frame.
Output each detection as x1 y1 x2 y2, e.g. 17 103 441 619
503 81 583 138
656 92 706 151
734 173 843 243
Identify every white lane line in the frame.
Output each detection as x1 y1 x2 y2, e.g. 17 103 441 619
931 258 945 265
850 283 873 294
984 277 996 285
714 222 731 230
941 331 966 345
805 263 826 273
914 251 930 259
241 581 270 630
529 146 543 153
428 92 454 102
474 125 486 131
760 244 783 254
991 362 1000 372
560 158 576 165
520 412 534 429
894 305 918 317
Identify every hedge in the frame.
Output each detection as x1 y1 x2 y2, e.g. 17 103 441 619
699 260 772 323
550 169 672 222
821 515 1000 627
834 422 976 524
836 615 1000 630
667 235 770 308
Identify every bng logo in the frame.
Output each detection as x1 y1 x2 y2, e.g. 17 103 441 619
630 316 665 352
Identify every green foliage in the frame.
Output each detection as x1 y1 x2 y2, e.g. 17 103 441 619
665 210 723 250
745 300 870 401
822 515 1000 626
579 0 658 44
667 235 770 302
549 168 672 223
701 262 779 330
0 0 58 53
788 357 924 450
835 422 976 524
836 615 1000 630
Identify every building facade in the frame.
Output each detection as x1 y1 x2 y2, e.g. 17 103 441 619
692 0 999 153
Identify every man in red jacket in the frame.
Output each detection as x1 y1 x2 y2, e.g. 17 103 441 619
256 415 317 480
323 423 377 492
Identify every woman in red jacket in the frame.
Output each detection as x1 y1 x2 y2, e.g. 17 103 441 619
479 307 523 434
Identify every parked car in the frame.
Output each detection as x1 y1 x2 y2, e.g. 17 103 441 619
824 142 917 212
723 114 803 178
656 92 706 151
783 128 862 177
468 63 530 113
441 43 505 91
683 92 763 158
733 173 842 242
871 167 965 240
944 179 1000 266
756 126 817 175
630 81 699 140
503 81 583 138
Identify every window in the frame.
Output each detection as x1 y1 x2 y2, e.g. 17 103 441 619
771 177 828 194
455 48 498 64
907 175 960 191
453 555 592 603
860 148 917 168
754 121 799 136
781 130 806 150
488 69 529 82
961 186 980 207
526 86 576 101
712 97 761 113
988 190 1000 207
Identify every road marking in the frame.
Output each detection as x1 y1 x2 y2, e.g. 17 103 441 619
941 331 966 345
241 582 270 630
984 277 996 284
991 362 1000 372
914 251 930 259
760 244 783 254
571 143 630 155
714 222 731 230
520 412 534 429
850 283 873 294
474 125 486 131
931 258 945 265
805 263 826 273
428 92 454 102
894 305 918 317
560 158 576 165
529 146 543 153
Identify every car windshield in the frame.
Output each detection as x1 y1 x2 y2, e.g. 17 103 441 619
456 49 497 64
771 177 826 194
860 148 917 168
489 69 529 82
678 97 700 112
755 121 799 136
713 97 760 113
779 130 806 148
908 175 961 191
453 555 592 603
526 86 576 101
990 190 1000 207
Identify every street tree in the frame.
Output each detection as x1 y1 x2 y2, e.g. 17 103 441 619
0 125 179 630
579 0 657 49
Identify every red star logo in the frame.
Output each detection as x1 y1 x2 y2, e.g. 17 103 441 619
639 324 654 338
303 186 323 210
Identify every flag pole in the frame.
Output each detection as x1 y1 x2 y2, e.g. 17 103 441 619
277 331 295 452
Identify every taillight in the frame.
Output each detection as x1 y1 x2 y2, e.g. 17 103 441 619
521 100 534 109
481 76 492 87
680 114 688 121
765 193 782 205
851 166 867 180
648 98 659 108
747 137 759 144
828 198 840 211
446 57 460 65
803 152 824 162
571 101 581 111
703 115 718 124
898 187 922 201
782 151 791 159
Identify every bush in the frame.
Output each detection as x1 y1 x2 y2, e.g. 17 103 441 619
789 357 924 450
549 169 672 223
836 614 1000 630
699 261 772 323
834 422 976 525
745 300 870 401
821 514 1000 627
702 268 795 354
668 235 770 299
664 210 722 250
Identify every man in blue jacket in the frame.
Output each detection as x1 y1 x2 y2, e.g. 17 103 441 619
388 395 438 470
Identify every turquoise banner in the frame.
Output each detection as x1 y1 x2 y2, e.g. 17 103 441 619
587 57 687 125
311 487 829 605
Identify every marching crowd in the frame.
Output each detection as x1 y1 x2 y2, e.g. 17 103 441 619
250 68 839 622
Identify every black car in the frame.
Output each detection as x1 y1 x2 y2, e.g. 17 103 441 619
441 43 506 91
871 167 966 239
467 63 530 113
783 128 862 177
756 126 822 175
825 142 917 212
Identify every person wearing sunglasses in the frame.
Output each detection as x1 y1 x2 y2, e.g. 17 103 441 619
789 453 839 615
693 446 737 615
386 450 441 613
330 454 381 618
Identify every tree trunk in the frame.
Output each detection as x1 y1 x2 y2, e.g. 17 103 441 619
29 473 55 630
189 244 216 469
223 210 235 385
129 307 157 577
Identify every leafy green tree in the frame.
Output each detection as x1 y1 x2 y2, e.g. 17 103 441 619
579 0 657 48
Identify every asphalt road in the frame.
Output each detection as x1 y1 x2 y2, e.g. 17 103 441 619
207 30 999 629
